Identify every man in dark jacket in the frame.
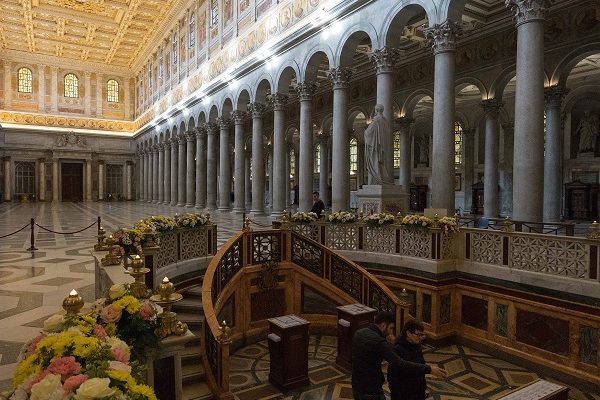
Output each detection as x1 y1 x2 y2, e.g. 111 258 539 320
388 320 429 400
351 312 446 400
311 191 325 217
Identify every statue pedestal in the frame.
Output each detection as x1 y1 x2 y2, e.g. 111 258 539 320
356 185 408 215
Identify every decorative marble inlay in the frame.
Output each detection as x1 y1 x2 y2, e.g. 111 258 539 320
440 293 451 324
510 236 588 278
470 231 503 265
363 225 395 254
579 325 598 365
422 292 432 323
495 303 509 337
400 228 431 258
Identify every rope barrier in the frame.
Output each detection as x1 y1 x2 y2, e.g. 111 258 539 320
35 220 98 235
0 223 30 239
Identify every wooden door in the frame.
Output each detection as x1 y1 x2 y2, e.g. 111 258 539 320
61 163 83 202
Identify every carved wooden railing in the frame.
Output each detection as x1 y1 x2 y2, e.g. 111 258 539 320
200 228 405 399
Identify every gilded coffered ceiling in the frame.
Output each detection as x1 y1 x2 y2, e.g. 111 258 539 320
0 0 181 68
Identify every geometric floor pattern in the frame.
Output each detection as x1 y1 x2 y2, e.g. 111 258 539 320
230 336 600 400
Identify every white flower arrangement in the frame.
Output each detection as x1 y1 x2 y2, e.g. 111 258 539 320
174 213 210 228
438 216 460 233
401 214 433 228
364 212 395 226
328 211 357 223
290 212 318 223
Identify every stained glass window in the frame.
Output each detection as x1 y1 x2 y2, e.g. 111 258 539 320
107 79 119 102
454 121 463 165
189 12 196 48
64 73 79 98
314 144 321 173
18 67 32 93
394 131 401 169
350 137 358 175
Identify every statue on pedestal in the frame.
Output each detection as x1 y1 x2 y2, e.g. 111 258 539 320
576 111 599 155
416 135 429 166
364 104 393 185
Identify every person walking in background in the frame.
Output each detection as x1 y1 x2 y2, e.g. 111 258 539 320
388 320 432 400
311 191 325 218
351 312 446 400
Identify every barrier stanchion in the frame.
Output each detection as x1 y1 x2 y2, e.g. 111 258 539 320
27 218 37 251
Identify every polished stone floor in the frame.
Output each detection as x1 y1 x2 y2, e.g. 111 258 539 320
0 202 597 399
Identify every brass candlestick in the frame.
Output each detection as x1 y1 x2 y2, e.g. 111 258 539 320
63 289 84 315
150 277 187 339
126 255 151 298
94 226 107 251
101 236 122 266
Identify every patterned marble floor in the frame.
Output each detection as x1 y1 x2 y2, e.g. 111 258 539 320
230 336 599 400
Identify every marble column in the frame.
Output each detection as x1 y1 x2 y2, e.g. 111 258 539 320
154 145 161 202
177 135 187 206
482 99 502 218
170 138 178 206
249 103 266 215
217 118 232 210
186 130 196 207
319 135 329 209
245 152 251 210
270 93 290 217
268 147 274 209
163 141 171 204
206 123 218 210
295 83 316 212
126 161 133 200
145 149 151 202
544 86 566 222
85 159 92 201
425 20 460 215
463 129 476 213
195 127 207 208
397 117 414 191
232 111 247 213
52 158 59 202
158 143 165 203
50 66 58 113
38 65 46 113
500 123 515 215
370 47 400 179
3 157 11 202
98 161 105 201
137 152 143 200
328 67 353 211
506 0 550 222
39 159 46 201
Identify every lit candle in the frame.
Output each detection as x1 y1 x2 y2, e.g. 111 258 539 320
163 276 169 283
70 289 77 296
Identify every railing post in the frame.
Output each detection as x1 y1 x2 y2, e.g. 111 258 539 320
97 216 102 235
27 218 37 251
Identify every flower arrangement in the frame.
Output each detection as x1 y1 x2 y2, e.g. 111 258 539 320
401 214 433 229
91 283 159 361
174 212 210 228
328 211 357 223
437 216 460 233
364 212 395 226
290 212 318 223
9 316 157 400
111 228 145 256
138 216 176 233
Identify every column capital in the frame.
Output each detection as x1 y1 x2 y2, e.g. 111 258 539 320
327 67 353 89
395 116 415 131
216 116 232 129
505 0 552 26
231 110 248 124
369 47 402 74
163 140 172 149
296 82 317 101
481 99 504 116
204 121 219 134
268 93 289 110
194 126 207 137
424 20 462 55
157 142 166 150
152 144 160 153
98 159 105 165
501 122 515 136
544 85 568 109
177 134 187 144
185 130 196 142
248 102 267 118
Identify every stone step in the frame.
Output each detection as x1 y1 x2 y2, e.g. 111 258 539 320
176 312 205 330
182 285 203 299
182 381 213 400
172 297 204 314
182 361 206 381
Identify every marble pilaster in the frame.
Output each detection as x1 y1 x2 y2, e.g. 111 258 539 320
84 72 92 115
96 73 103 117
4 157 11 202
50 66 58 113
217 118 232 211
544 86 567 222
39 159 46 201
98 161 105 201
232 111 247 213
38 65 46 113
270 93 290 217
186 131 196 207
482 99 503 218
328 67 353 212
126 161 133 200
152 145 159 202
206 123 218 210
195 127 207 208
249 102 267 215
396 117 414 191
85 159 92 201
52 158 59 202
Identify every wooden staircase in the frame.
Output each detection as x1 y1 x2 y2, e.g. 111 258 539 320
173 284 214 400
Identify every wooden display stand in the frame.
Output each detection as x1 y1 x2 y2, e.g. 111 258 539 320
498 379 569 400
336 303 376 370
267 315 310 392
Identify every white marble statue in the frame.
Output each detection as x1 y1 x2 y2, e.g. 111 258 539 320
364 104 393 185
576 111 599 154
416 135 429 165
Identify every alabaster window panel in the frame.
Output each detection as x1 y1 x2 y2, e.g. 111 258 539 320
107 79 119 103
63 73 79 98
394 132 401 169
17 67 33 93
14 161 35 197
349 138 358 175
314 144 321 174
455 121 463 166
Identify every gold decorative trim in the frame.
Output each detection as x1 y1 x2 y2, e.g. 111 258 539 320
0 111 135 133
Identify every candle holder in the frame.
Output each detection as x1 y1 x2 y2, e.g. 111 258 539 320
243 216 251 232
143 227 159 249
218 320 232 344
500 216 514 233
63 289 84 315
101 236 122 266
150 277 188 339
94 226 108 251
588 221 600 240
126 255 151 298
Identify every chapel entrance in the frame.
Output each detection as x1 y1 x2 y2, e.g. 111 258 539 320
61 162 83 202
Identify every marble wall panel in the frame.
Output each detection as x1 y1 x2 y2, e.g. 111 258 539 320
495 303 508 337
579 325 598 365
515 309 569 356
461 295 488 331
422 293 431 324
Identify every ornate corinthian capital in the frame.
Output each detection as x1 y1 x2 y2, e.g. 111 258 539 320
505 0 552 26
395 116 414 132
231 110 248 124
327 67 353 89
216 117 232 129
268 93 289 110
194 126 207 138
185 130 196 141
296 82 317 101
247 102 267 118
481 99 504 116
544 85 567 109
424 20 462 55
369 47 401 74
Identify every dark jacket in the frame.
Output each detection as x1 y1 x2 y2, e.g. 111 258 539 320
388 336 427 400
311 199 325 217
351 325 431 395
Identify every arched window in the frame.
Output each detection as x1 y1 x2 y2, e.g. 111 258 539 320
172 32 178 64
314 144 321 174
394 132 401 169
64 73 79 98
107 79 119 102
349 138 358 175
454 121 463 165
189 12 196 48
18 67 33 93
289 149 296 178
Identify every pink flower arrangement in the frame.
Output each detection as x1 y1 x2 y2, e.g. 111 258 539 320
138 301 155 321
100 304 123 323
93 324 107 340
48 356 81 380
111 347 130 363
26 370 49 392
63 374 88 393
108 361 132 372
25 334 46 358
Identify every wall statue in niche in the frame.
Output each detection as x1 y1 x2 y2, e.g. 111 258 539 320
571 97 600 159
415 135 429 167
576 111 599 156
